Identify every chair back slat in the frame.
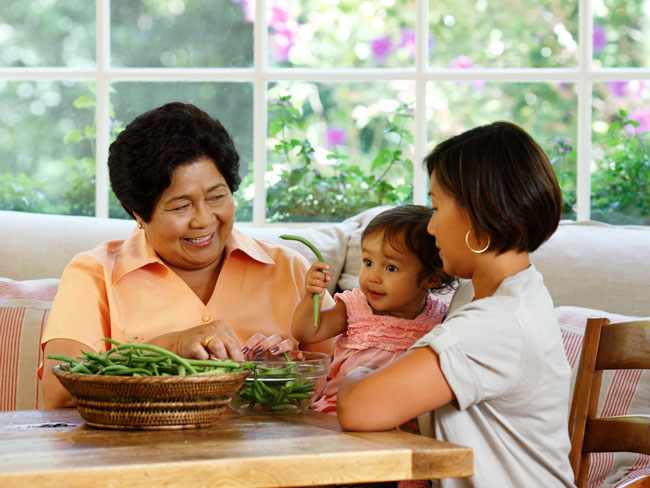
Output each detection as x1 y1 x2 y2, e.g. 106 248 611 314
568 317 650 488
582 417 650 455
596 321 650 370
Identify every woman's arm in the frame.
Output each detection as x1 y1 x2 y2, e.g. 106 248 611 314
337 346 455 431
42 338 93 408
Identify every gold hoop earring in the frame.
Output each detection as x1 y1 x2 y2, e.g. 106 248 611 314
465 229 490 254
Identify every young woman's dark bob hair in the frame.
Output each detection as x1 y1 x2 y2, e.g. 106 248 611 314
424 121 562 254
362 205 455 291
108 102 240 222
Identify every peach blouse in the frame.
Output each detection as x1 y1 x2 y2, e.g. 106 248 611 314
40 227 333 374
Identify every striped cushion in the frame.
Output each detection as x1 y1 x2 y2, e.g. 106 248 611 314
557 306 650 488
0 278 59 411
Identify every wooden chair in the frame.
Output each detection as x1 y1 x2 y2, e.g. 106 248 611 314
568 317 650 488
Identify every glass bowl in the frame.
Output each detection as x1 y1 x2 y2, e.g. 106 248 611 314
229 350 331 414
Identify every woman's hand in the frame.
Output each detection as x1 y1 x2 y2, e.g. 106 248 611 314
241 333 295 359
174 320 243 361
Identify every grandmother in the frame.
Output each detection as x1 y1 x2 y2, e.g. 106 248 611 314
41 102 334 408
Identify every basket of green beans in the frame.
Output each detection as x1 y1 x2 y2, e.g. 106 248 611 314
229 351 330 414
49 338 253 430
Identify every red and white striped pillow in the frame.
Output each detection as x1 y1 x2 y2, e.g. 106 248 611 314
0 278 60 411
557 306 650 488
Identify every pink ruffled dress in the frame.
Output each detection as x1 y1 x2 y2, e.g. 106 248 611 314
311 288 448 414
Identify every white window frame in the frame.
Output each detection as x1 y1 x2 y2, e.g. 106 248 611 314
2 0 650 224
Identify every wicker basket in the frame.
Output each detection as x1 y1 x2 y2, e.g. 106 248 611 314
53 365 249 430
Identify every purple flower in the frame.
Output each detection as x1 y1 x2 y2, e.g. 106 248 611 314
593 24 607 53
272 28 295 62
325 127 347 149
627 106 650 134
398 28 416 57
449 55 474 69
448 56 484 91
269 6 289 25
266 1 298 62
230 0 254 22
607 81 628 97
371 36 392 64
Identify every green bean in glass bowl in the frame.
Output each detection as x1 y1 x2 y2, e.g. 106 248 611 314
229 351 331 414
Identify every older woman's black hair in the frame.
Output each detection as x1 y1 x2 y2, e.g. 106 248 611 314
424 121 562 254
108 102 241 222
361 205 455 291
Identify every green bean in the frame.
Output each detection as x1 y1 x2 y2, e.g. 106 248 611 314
234 359 318 412
70 363 93 374
48 354 79 365
47 338 251 377
105 341 198 375
280 234 325 328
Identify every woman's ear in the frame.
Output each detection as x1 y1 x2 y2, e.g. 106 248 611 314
421 273 441 291
132 212 144 230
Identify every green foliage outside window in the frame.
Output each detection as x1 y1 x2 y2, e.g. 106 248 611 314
3 93 648 225
247 95 414 222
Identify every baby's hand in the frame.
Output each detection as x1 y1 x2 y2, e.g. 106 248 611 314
305 261 330 296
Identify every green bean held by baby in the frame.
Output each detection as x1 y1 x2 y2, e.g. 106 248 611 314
280 234 325 328
48 338 253 376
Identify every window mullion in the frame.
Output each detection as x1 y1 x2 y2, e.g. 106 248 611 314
253 0 267 225
576 0 593 221
95 0 110 218
413 0 428 205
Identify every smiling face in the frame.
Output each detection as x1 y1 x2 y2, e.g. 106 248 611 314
358 231 434 319
427 171 474 279
135 157 235 274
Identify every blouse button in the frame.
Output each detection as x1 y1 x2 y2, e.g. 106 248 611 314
202 314 211 322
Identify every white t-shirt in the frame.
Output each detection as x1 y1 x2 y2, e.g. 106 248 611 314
411 265 575 488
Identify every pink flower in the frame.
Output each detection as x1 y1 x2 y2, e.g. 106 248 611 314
266 1 298 62
399 28 416 57
231 0 254 22
627 106 650 134
449 56 484 91
449 55 474 69
593 24 607 53
607 81 628 97
325 127 347 149
273 28 296 62
397 29 435 57
371 36 392 64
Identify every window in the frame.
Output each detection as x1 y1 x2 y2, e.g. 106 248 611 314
1 0 649 225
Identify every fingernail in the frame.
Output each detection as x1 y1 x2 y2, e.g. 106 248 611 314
241 346 249 354
252 346 263 355
270 347 279 354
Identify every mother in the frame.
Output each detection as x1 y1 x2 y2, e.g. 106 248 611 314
41 102 334 408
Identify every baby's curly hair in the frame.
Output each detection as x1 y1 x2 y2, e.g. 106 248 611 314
361 205 456 292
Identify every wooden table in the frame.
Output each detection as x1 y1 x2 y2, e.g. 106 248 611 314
0 409 472 488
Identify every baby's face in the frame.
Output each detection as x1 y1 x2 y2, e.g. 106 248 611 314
358 232 429 320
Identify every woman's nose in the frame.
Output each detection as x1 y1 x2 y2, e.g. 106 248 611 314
190 202 212 227
427 216 435 236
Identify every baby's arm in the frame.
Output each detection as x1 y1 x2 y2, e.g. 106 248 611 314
292 262 348 344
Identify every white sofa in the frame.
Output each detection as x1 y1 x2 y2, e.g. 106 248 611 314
3 207 650 316
1 208 649 486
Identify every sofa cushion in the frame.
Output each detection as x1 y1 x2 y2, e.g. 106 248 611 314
0 278 59 411
557 305 650 488
533 220 650 317
1 210 135 281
